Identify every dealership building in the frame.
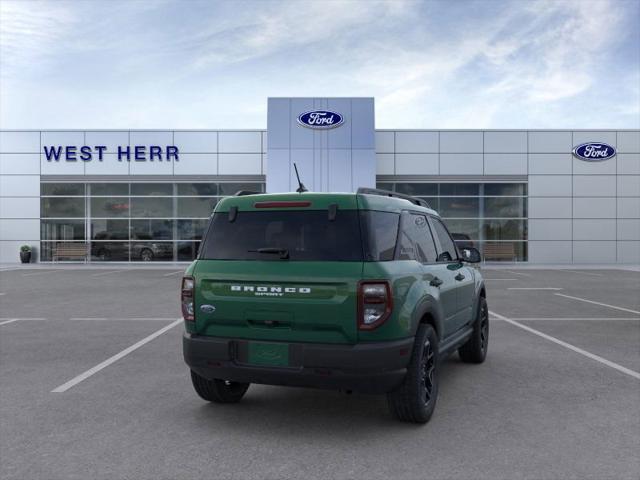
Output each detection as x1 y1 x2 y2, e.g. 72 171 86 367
0 97 638 264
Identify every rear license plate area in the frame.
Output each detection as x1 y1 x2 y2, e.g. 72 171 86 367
247 342 289 367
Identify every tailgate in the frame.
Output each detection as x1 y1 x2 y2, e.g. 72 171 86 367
194 260 362 344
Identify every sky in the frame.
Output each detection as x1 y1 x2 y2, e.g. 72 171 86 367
0 0 639 129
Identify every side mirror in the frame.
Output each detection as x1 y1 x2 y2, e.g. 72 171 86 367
460 247 481 263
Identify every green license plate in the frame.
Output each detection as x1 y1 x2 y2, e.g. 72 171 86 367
247 342 289 367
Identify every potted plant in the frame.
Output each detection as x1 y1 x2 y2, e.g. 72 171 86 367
20 245 32 264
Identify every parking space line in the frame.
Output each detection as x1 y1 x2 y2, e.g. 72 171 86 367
489 310 640 380
163 270 184 277
22 270 57 277
484 278 519 281
91 270 126 277
0 292 5 295
51 318 182 393
0 318 47 325
554 293 640 315
504 270 532 277
69 317 178 321
511 317 640 321
557 270 603 277
508 287 563 290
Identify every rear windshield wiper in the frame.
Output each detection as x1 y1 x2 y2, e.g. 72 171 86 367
248 247 290 260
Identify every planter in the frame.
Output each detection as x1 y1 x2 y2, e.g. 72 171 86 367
20 251 32 264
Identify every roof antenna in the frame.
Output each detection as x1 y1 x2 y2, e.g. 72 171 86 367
293 163 308 193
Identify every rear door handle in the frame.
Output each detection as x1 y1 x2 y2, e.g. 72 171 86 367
455 273 465 281
430 277 443 287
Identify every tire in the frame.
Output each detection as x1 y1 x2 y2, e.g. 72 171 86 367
140 248 154 262
190 370 249 403
387 324 439 424
458 296 489 364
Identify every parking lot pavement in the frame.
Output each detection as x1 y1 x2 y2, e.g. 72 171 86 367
1 266 639 480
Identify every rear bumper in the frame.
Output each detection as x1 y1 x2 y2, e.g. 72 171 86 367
183 333 413 394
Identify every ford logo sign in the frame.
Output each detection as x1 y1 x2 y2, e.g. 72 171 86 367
297 110 344 129
572 142 616 162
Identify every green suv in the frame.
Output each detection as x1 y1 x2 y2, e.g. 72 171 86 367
182 188 488 423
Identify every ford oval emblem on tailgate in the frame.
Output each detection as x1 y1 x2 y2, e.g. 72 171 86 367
200 304 216 313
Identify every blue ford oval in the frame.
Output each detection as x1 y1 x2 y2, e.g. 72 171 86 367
573 142 616 161
297 110 344 129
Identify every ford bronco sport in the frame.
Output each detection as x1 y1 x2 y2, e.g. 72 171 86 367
182 188 487 423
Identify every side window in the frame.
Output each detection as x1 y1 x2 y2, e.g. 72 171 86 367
398 213 438 263
431 217 458 262
360 211 400 261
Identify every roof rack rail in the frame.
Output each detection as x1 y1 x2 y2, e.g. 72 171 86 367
356 187 432 209
234 190 261 196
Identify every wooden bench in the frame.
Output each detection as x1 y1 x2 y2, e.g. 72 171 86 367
52 243 88 262
483 242 516 261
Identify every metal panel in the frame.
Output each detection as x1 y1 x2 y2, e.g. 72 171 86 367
41 153 85 175
528 219 572 240
573 241 616 263
528 241 572 263
395 131 438 153
327 98 351 149
375 132 394 153
528 154 572 174
84 153 130 175
573 175 616 197
290 98 316 149
41 131 85 147
219 131 261 153
617 175 640 197
572 197 616 218
572 131 617 148
129 131 173 146
395 154 438 175
439 153 483 175
1 240 41 263
0 197 40 218
529 175 572 197
84 131 128 152
267 98 290 149
484 153 526 175
173 131 218 153
327 149 352 192
617 241 640 262
0 131 40 153
0 153 40 175
0 175 39 197
617 198 640 218
376 153 394 175
573 219 616 240
218 154 261 175
440 131 482 153
351 99 375 149
572 156 616 175
528 197 572 218
617 131 640 153
173 153 217 175
0 219 40 240
129 155 174 175
528 131 572 153
484 131 527 153
617 219 640 241
618 154 640 175
352 149 376 190
266 149 289 193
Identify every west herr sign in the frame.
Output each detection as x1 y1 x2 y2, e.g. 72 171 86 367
43 145 179 162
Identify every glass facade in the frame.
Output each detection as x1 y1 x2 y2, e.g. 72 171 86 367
40 182 264 262
378 182 528 261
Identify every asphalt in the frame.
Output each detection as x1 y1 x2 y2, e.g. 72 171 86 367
0 265 639 480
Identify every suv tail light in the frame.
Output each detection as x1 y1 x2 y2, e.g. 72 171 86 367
358 281 393 330
181 276 195 321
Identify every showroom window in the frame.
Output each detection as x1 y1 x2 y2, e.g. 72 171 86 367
378 182 528 261
40 182 264 262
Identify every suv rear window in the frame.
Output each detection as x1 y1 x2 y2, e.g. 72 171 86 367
201 210 363 261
